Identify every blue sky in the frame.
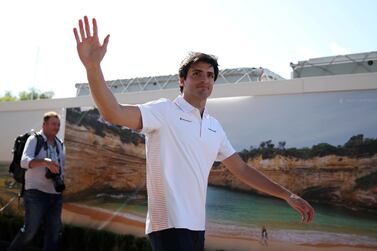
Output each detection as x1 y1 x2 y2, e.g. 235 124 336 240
0 0 376 99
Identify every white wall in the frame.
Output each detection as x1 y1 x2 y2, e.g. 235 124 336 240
1 72 376 163
0 108 66 163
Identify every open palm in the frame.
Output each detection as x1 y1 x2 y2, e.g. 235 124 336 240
73 16 110 69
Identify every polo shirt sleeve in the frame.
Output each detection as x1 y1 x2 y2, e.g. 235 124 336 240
216 132 236 162
137 98 167 134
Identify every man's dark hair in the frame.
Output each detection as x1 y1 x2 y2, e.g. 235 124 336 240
178 52 219 93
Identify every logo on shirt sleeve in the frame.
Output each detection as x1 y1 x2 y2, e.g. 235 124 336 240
208 128 217 133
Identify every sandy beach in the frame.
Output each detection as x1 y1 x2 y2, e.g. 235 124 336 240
62 203 377 251
63 202 145 237
205 235 377 251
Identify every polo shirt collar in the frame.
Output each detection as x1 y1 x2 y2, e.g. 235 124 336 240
39 130 48 141
174 95 209 117
40 130 57 144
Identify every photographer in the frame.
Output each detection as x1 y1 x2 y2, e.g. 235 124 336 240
7 111 65 251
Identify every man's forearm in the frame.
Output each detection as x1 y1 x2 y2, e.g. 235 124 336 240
223 154 315 223
235 164 292 201
28 159 48 169
86 65 121 123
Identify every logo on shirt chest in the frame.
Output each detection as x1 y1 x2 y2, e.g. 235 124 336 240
179 117 192 123
179 117 217 134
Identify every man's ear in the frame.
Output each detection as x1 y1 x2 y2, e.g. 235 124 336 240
179 77 185 89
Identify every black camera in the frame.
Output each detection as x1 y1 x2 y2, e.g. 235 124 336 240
45 169 65 192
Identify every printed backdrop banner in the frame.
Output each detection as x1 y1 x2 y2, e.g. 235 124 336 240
61 90 377 247
1 90 377 248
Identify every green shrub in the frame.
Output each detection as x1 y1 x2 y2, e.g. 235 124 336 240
0 214 152 251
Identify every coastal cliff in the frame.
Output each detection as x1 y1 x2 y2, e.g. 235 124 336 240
64 108 147 199
209 154 377 211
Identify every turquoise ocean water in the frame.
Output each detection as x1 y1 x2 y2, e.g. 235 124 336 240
204 186 377 246
82 186 377 246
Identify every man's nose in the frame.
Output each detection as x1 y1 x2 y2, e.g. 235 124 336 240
199 74 211 82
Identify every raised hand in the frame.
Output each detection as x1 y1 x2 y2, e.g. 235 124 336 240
73 16 110 69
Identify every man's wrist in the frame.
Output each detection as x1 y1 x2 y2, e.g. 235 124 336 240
44 158 51 165
85 63 101 72
287 192 300 201
283 190 295 201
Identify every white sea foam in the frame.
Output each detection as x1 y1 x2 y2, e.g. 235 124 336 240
206 221 377 247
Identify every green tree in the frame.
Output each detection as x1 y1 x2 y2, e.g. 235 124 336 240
0 91 17 102
19 88 54 100
0 88 54 101
311 143 338 157
38 91 54 99
344 134 364 148
278 141 286 150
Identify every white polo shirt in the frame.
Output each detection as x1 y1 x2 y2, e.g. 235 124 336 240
137 95 236 234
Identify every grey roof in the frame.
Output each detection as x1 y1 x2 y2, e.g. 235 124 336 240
290 51 377 78
75 67 284 96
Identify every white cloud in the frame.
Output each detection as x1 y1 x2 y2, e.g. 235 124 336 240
330 42 349 55
297 47 321 60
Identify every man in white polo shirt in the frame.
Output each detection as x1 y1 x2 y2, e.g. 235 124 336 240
73 16 315 251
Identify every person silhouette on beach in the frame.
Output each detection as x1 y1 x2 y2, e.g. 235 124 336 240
261 225 268 246
73 16 315 251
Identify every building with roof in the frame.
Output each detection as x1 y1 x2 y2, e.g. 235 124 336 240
290 51 377 78
75 67 284 96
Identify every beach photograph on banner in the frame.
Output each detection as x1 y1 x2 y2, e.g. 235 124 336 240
58 89 377 249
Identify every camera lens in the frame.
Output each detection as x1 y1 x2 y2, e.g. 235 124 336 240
46 168 65 192
53 176 65 192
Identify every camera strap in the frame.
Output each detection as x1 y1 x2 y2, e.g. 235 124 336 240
46 140 62 175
